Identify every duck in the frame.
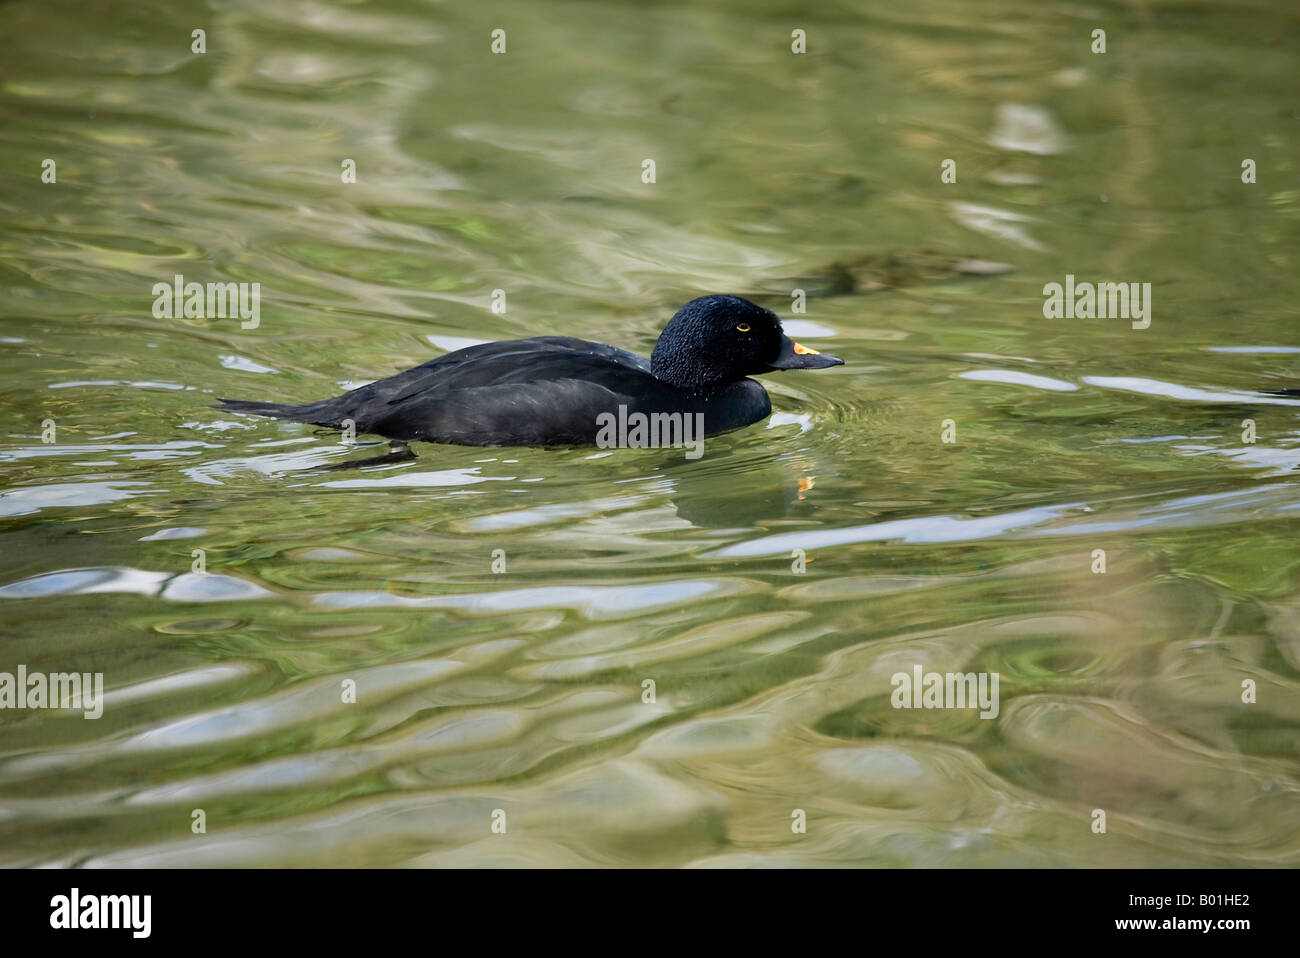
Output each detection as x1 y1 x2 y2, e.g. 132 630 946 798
215 294 843 447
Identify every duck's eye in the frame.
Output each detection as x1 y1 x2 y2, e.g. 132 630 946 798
736 323 751 332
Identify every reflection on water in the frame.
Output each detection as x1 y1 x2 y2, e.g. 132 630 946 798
1 0 1298 867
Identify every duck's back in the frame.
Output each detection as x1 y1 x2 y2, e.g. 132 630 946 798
263 336 770 446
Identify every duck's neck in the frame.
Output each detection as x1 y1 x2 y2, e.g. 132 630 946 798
650 353 734 395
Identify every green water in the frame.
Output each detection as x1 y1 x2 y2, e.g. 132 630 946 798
1 0 1298 867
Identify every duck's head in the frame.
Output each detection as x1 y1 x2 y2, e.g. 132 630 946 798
650 294 844 393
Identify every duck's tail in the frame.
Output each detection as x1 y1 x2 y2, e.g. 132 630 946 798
213 397 350 428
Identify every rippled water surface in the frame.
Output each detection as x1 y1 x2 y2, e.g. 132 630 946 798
1 0 1298 866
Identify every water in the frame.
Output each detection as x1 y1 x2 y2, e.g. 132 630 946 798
1 0 1298 867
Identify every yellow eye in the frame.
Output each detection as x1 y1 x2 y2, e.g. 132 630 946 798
736 323 751 332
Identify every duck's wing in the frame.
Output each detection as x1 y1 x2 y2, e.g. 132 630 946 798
367 377 646 445
215 338 659 438
334 337 642 408
342 338 667 444
249 338 643 431
382 337 650 401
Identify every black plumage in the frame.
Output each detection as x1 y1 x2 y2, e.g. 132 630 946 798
215 295 843 446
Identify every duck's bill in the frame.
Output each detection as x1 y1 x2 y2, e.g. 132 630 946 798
767 336 844 371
